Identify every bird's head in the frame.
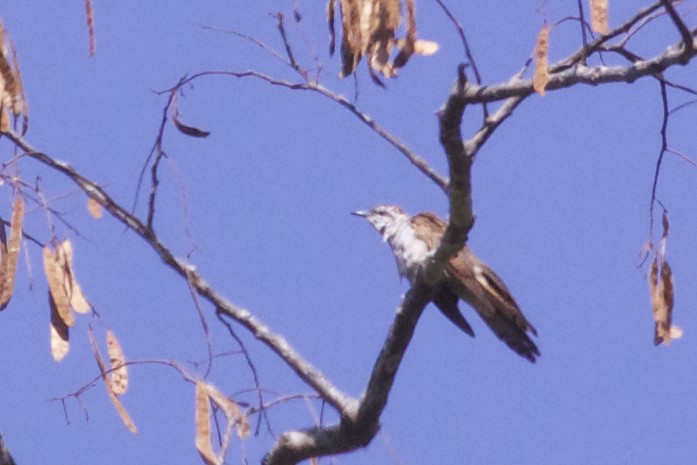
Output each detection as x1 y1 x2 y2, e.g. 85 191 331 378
352 204 408 239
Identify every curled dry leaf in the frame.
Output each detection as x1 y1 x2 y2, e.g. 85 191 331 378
49 292 69 362
106 330 128 395
89 329 138 433
0 196 23 310
205 383 250 439
173 115 210 138
195 382 219 465
533 25 550 96
43 246 74 326
87 197 103 219
590 0 609 34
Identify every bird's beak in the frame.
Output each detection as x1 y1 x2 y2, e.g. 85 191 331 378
351 210 369 218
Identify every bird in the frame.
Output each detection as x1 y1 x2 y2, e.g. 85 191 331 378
352 204 539 363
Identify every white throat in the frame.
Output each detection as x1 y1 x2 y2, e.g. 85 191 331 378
381 218 433 283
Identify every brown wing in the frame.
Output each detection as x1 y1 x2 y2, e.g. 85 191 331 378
410 212 446 251
410 212 475 337
447 247 540 363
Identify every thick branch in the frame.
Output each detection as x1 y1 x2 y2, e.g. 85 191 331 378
264 280 433 465
438 64 474 255
264 65 478 465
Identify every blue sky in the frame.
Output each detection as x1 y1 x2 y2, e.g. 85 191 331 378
1 1 697 464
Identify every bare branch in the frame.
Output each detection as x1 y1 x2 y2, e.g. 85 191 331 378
463 40 697 104
4 130 354 415
649 80 670 237
264 64 480 465
157 70 449 192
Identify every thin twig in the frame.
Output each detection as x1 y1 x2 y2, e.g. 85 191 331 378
661 0 694 49
216 310 273 436
649 80 670 237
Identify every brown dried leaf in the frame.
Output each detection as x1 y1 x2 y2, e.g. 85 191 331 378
0 25 27 134
107 330 128 395
327 0 336 55
85 0 96 56
173 115 210 138
590 0 609 34
57 240 91 313
655 260 676 346
661 210 670 239
8 40 27 127
43 246 74 326
87 197 103 219
366 0 400 78
533 25 550 96
393 0 416 69
0 196 22 310
89 329 137 433
195 382 219 465
338 0 362 77
649 257 680 346
49 292 69 362
0 108 8 133
205 383 250 439
0 53 16 112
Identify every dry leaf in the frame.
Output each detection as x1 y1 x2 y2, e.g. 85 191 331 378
334 0 437 81
327 0 337 55
0 196 23 310
85 0 96 56
89 329 138 433
0 109 8 133
590 0 609 34
43 245 74 326
173 115 210 138
0 25 28 134
195 382 219 465
393 0 416 69
338 0 362 77
413 39 439 56
57 240 91 314
49 292 69 362
533 25 550 96
87 197 103 219
205 383 250 439
649 257 680 346
661 210 670 239
107 330 128 395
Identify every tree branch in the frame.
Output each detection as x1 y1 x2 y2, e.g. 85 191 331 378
264 64 479 465
462 39 697 104
4 130 354 416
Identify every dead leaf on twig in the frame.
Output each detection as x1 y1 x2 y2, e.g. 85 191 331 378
533 25 550 96
173 115 210 138
329 0 438 82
